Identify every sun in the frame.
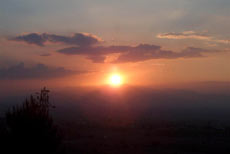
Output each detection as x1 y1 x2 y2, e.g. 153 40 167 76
109 74 123 86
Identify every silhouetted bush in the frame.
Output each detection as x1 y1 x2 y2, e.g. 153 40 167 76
1 88 63 154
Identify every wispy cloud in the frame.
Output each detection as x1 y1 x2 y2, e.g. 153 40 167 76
157 31 211 40
157 31 230 45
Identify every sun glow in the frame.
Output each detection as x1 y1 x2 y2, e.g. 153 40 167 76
109 74 123 86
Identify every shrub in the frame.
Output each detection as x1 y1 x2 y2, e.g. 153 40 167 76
2 87 62 154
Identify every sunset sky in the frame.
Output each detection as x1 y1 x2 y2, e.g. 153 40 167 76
0 0 230 88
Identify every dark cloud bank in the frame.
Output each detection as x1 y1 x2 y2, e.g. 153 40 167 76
58 45 217 63
11 33 102 47
11 33 222 63
0 63 86 79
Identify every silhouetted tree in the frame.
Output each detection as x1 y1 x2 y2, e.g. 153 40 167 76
1 87 62 154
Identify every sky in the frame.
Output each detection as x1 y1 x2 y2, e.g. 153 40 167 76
0 0 230 88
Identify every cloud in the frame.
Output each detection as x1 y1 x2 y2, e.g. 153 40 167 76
113 46 219 63
157 31 211 40
57 44 218 63
178 47 214 57
11 33 46 46
111 44 176 63
57 44 161 56
0 63 88 79
157 31 230 44
10 32 226 63
87 55 107 63
10 33 103 47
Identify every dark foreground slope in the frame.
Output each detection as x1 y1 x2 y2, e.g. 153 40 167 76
1 85 230 153
51 86 230 154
